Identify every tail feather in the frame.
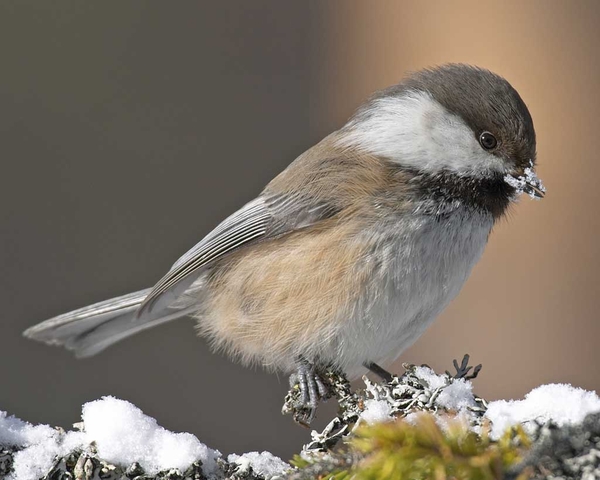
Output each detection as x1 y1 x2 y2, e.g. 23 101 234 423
23 289 193 358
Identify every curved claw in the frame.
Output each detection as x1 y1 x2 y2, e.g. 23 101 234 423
287 361 331 426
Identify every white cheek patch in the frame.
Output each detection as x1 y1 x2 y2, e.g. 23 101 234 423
337 90 506 176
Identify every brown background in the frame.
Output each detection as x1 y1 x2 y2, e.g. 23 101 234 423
1 1 598 461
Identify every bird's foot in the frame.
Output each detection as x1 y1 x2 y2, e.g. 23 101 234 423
446 354 482 380
283 360 333 426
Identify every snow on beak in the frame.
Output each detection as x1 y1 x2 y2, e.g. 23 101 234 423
504 160 546 200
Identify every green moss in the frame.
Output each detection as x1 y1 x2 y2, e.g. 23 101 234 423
292 413 533 480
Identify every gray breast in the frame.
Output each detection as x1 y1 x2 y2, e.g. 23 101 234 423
330 206 493 375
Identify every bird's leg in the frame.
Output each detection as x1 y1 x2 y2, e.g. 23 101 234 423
363 361 394 383
287 358 331 426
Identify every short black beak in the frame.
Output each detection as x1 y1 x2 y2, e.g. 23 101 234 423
523 181 545 199
504 161 546 200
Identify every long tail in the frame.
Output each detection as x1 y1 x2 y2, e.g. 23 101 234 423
23 289 194 358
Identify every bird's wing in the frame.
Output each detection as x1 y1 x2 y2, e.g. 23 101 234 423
137 195 339 316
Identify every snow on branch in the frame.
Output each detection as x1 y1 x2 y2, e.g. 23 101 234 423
2 357 600 480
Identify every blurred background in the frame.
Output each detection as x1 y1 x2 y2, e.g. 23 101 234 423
1 0 598 461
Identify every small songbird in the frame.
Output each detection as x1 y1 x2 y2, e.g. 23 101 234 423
25 64 545 423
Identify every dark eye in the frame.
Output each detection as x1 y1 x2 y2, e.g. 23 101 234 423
479 131 497 150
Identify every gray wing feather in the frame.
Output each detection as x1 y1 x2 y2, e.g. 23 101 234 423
23 288 200 357
23 289 151 347
170 198 269 269
138 194 336 316
24 193 336 356
24 289 150 341
138 198 272 315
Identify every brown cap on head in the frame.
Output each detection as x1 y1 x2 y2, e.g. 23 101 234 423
384 64 537 174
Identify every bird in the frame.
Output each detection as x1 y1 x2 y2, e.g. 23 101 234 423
24 64 545 424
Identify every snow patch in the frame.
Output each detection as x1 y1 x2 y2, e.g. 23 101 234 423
0 412 57 447
485 383 600 438
227 451 290 478
0 397 221 480
436 378 476 411
413 366 448 390
81 397 220 475
360 399 395 424
0 412 84 480
413 366 476 411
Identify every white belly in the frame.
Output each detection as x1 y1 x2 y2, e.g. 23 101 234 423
328 208 493 376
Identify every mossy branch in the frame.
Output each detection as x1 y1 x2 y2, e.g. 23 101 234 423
2 357 600 480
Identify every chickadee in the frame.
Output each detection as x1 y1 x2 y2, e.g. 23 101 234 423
25 64 545 423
